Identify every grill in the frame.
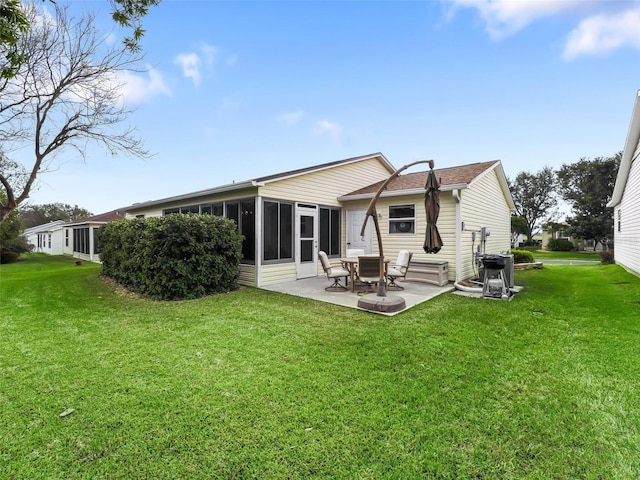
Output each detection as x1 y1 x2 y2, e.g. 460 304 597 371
481 254 507 269
480 254 511 300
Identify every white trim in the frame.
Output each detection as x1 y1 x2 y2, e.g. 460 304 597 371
453 189 462 282
255 196 263 287
261 153 395 185
337 184 470 202
608 90 640 208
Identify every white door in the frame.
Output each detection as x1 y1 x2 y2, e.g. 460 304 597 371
295 205 318 279
346 209 372 254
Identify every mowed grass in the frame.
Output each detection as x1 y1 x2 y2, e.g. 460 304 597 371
523 247 601 261
1 254 640 478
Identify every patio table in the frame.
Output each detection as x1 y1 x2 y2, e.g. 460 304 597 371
340 257 389 292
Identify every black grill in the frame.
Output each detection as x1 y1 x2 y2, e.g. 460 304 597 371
481 254 507 269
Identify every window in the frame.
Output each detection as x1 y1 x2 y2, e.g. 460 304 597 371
201 203 223 215
73 227 91 254
389 205 415 234
161 198 256 262
48 234 51 248
65 230 69 247
226 199 255 262
618 209 621 232
181 205 199 214
319 207 341 256
263 200 293 262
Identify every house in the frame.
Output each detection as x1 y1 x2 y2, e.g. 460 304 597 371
24 220 66 255
608 90 640 277
541 222 575 249
124 153 514 286
62 209 125 263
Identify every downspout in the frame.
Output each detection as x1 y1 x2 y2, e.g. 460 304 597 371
453 189 462 282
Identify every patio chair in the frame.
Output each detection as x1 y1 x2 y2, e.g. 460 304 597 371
356 255 383 295
319 251 350 292
387 250 413 291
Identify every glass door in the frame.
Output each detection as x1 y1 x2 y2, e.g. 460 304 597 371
295 205 318 279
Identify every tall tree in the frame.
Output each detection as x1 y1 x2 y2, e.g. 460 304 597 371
1 0 158 74
0 191 29 263
19 203 93 228
510 215 528 247
0 3 149 223
508 166 558 242
557 153 621 251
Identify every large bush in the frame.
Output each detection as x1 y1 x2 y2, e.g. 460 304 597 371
0 208 31 264
99 214 243 300
546 239 575 252
511 248 534 264
599 250 615 265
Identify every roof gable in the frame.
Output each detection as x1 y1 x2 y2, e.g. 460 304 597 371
341 160 501 196
124 153 394 212
608 90 640 208
340 160 515 210
255 152 394 183
67 209 124 226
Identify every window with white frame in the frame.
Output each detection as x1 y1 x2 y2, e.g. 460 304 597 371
389 204 415 234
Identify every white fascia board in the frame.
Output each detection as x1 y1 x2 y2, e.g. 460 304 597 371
124 180 261 212
469 160 515 210
337 184 468 202
608 90 640 208
261 153 395 185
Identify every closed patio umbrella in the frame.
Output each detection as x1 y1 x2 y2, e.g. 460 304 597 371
423 168 443 254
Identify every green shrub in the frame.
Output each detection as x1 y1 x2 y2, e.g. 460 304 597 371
599 250 615 265
546 239 575 251
99 214 243 300
0 250 20 264
511 248 534 264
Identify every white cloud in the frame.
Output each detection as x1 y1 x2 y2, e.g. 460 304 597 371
563 8 640 59
200 44 219 66
277 110 304 125
174 44 231 86
445 0 586 39
175 52 202 86
314 120 346 145
119 68 172 104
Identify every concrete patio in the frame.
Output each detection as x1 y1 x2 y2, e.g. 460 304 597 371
261 276 455 316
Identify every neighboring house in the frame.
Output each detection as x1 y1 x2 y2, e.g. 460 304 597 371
124 153 514 286
63 210 125 263
608 90 640 277
24 220 66 255
541 223 575 249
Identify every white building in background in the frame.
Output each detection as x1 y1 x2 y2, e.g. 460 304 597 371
24 220 66 255
608 90 640 278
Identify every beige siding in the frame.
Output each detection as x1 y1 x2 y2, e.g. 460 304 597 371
260 159 391 205
260 262 298 286
459 170 512 280
342 192 457 282
238 264 256 287
615 146 640 276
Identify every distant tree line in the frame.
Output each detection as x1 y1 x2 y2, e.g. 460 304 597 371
508 152 621 251
0 201 92 263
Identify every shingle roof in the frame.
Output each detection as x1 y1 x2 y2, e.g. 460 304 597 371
342 160 500 197
71 209 124 224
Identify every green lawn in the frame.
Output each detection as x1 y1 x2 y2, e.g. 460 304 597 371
2 254 640 478
521 247 601 261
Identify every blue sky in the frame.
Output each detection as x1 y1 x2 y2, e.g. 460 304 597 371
24 0 640 215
